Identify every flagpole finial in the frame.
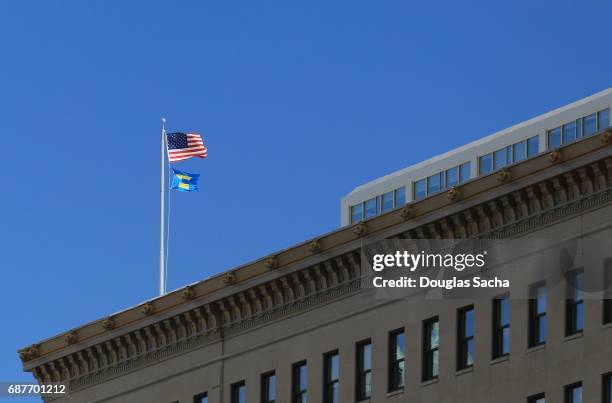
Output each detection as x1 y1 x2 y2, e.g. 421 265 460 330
161 117 166 124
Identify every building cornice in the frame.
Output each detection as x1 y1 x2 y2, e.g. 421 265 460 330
19 130 612 384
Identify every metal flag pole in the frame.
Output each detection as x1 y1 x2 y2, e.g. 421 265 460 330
160 117 167 296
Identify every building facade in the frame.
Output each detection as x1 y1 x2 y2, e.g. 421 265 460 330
19 102 612 403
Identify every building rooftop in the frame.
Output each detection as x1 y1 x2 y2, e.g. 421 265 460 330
349 88 612 195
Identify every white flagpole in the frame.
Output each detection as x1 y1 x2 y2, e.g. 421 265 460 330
160 117 167 296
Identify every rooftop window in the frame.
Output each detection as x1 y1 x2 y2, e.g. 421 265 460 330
413 162 471 201
349 186 406 223
547 108 609 149
479 136 539 176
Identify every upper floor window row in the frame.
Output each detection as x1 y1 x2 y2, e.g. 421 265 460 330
479 136 539 176
548 108 609 149
413 162 471 201
350 186 406 224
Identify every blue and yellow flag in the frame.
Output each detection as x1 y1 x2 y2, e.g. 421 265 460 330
171 168 200 192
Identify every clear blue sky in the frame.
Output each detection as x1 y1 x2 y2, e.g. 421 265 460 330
1 0 610 399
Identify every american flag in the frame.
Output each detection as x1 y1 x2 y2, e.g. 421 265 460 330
166 132 208 163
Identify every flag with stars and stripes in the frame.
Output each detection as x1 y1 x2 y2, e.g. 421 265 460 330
166 132 208 163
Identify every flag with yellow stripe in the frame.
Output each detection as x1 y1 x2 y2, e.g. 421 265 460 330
170 168 200 192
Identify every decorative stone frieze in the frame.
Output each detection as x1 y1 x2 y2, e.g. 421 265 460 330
265 255 278 270
400 206 414 220
64 332 77 345
497 168 511 183
222 271 237 285
548 150 561 163
141 302 155 316
101 317 115 331
308 239 321 253
352 222 367 236
447 186 460 201
181 286 196 301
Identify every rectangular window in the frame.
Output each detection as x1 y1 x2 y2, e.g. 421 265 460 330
599 108 609 130
457 305 474 370
527 136 539 156
566 270 584 336
414 179 426 201
446 166 459 188
422 317 439 381
381 191 394 213
494 147 508 170
323 351 339 403
364 197 378 219
394 186 406 207
388 329 405 391
427 172 442 194
529 283 547 347
231 381 246 403
604 259 612 325
350 203 363 224
548 127 562 148
563 121 577 144
479 154 493 175
565 382 582 403
604 373 612 403
460 162 471 182
513 140 527 162
493 296 510 358
528 393 545 403
584 113 597 136
194 392 208 403
356 340 372 400
261 371 276 403
292 361 307 403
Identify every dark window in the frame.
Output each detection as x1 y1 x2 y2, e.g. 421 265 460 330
292 361 307 403
513 140 527 162
194 392 208 403
529 283 547 347
395 186 406 207
604 259 612 325
261 371 276 403
604 373 612 403
323 351 339 403
457 305 474 370
528 393 545 403
350 204 363 224
549 127 562 148
565 382 582 403
599 109 610 131
493 296 510 358
231 381 246 403
460 162 471 182
365 197 378 219
563 121 577 144
427 172 442 194
479 154 493 175
381 191 394 212
527 136 539 157
422 317 439 381
584 113 597 136
356 340 372 400
446 166 459 188
414 179 426 200
494 146 510 170
388 329 405 391
566 270 584 336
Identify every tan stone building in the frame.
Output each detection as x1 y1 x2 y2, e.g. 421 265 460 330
19 125 612 402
